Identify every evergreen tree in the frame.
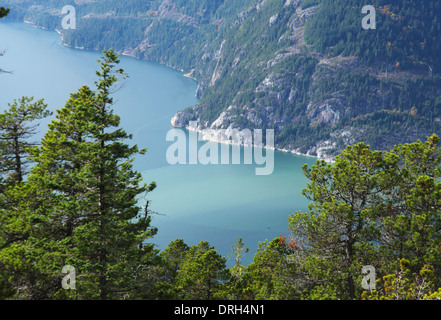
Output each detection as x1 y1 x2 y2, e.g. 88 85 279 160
175 241 228 300
154 239 191 299
0 97 51 184
0 97 51 299
20 49 158 299
363 259 441 300
289 143 391 300
244 238 302 300
380 135 441 281
289 136 441 300
220 237 250 300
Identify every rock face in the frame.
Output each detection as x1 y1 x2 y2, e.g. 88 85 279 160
157 0 199 28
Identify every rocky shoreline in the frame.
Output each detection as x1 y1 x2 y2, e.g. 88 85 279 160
171 113 333 163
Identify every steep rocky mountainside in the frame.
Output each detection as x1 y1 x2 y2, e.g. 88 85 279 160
3 0 441 160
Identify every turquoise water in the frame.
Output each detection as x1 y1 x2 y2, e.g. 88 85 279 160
0 22 317 265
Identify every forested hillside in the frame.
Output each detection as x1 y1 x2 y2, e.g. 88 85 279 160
3 0 440 159
2 0 256 73
306 0 441 72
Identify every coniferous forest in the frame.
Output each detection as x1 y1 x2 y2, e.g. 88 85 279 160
1 1 441 304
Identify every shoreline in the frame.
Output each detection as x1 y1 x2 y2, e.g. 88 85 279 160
180 123 329 163
20 20 328 163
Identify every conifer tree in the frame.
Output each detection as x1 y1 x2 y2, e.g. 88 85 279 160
289 143 390 299
380 135 441 281
24 49 157 299
0 97 50 184
175 241 228 300
0 97 51 299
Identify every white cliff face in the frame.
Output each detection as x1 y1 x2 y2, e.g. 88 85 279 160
200 125 255 148
307 102 341 125
256 0 268 11
210 40 227 87
210 106 236 129
269 13 279 26
288 5 318 29
255 74 278 92
284 0 302 8
171 111 194 128
306 140 337 163
157 0 199 27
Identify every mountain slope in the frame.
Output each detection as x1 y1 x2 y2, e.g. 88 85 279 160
171 0 441 159
3 0 441 160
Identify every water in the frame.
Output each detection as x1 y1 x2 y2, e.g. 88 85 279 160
0 22 317 266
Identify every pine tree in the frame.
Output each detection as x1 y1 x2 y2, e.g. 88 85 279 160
24 49 158 299
175 241 228 300
0 97 51 299
289 136 441 299
0 97 51 184
289 143 389 300
380 135 441 280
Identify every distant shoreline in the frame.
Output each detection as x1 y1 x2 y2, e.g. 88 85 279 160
20 20 327 163
179 123 327 163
